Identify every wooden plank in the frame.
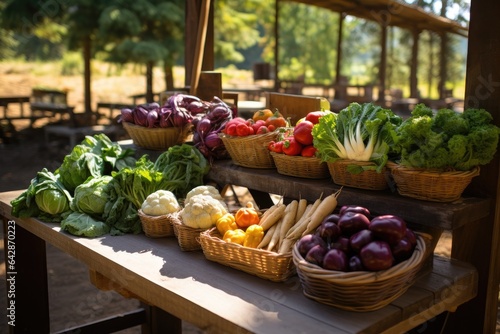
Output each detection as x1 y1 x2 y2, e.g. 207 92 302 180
189 0 211 96
266 92 330 125
207 160 491 231
445 1 500 333
0 190 478 334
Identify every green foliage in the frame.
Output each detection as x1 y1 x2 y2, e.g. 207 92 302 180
60 51 83 75
396 104 500 171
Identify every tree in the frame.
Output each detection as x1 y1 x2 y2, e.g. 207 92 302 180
97 0 184 101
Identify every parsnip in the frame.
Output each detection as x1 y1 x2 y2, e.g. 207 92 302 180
302 190 341 236
257 224 277 249
285 197 322 239
278 200 298 247
259 203 286 231
285 203 312 238
294 198 308 223
266 219 283 251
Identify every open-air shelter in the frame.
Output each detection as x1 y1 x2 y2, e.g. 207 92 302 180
185 0 469 103
184 1 498 333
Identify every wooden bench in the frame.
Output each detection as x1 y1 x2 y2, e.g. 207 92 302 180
44 124 121 147
96 102 134 123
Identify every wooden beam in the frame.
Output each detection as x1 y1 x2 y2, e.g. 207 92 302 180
189 0 211 96
445 0 500 332
335 12 345 84
185 0 214 89
410 29 420 98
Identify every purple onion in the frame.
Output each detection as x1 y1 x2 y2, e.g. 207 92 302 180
120 108 134 123
147 109 159 128
133 106 149 126
196 118 212 134
159 108 173 127
187 100 209 115
204 132 222 148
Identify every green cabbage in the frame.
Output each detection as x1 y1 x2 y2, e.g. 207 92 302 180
60 212 110 237
71 175 113 217
11 168 72 222
56 134 137 194
35 189 69 215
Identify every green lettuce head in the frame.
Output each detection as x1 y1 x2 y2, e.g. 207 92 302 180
71 175 113 217
35 188 70 215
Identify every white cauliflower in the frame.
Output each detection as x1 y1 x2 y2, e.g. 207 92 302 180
181 194 228 229
141 190 180 216
185 185 223 202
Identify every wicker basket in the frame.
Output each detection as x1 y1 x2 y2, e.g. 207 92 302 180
327 160 389 190
171 218 206 251
389 164 480 202
219 131 278 168
270 152 329 179
292 233 431 312
123 121 191 150
199 227 296 282
138 209 179 238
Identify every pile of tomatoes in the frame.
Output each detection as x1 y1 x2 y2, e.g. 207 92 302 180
222 109 287 137
268 111 330 157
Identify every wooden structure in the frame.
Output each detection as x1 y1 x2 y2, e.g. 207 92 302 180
184 1 499 333
1 89 76 128
0 167 480 332
274 0 468 100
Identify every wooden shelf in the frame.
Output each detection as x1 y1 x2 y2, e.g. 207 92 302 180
207 160 491 231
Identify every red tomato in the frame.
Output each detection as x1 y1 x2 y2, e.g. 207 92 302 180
252 120 266 133
301 145 317 157
225 123 238 136
306 111 330 124
293 121 314 146
282 137 303 156
267 124 276 132
256 126 269 134
236 123 251 136
268 140 284 153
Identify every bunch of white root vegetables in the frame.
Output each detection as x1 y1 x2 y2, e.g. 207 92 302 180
256 189 342 254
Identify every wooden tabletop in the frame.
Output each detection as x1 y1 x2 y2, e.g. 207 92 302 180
0 190 478 334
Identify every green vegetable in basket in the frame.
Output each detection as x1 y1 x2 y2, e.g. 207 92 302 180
395 104 500 171
312 102 402 173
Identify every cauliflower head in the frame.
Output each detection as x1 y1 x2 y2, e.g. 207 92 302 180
181 194 228 229
185 185 223 202
141 190 180 216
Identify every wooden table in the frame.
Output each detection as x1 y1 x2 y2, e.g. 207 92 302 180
0 157 481 334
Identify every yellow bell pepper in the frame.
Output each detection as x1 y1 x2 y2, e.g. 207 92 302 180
243 224 264 248
223 229 246 245
216 213 237 235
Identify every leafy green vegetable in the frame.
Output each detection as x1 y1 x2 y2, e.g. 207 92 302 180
396 104 500 171
71 175 113 217
312 102 402 172
56 134 136 193
11 168 72 222
60 212 110 237
153 144 210 198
